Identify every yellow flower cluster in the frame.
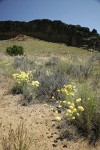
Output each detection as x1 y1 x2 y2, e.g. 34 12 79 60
65 98 84 120
13 71 40 88
32 81 40 87
13 71 32 84
78 106 84 111
55 116 61 121
60 84 76 96
76 98 81 103
55 84 84 121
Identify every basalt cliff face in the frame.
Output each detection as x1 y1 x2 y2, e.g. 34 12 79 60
0 19 100 51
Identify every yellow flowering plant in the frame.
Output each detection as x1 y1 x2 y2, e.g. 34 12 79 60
54 83 84 121
12 71 40 102
55 116 61 121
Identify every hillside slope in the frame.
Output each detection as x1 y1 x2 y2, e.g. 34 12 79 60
0 36 100 150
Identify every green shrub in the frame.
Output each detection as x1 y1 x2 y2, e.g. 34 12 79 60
6 45 24 56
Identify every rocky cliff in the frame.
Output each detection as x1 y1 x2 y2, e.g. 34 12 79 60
0 19 100 51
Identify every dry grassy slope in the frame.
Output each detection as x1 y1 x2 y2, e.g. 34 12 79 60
0 35 91 58
0 36 100 150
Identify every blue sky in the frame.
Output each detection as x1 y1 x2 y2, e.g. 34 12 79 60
0 0 100 33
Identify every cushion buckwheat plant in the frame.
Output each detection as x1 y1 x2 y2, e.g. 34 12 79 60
55 83 84 121
54 83 100 145
12 71 40 103
13 71 33 85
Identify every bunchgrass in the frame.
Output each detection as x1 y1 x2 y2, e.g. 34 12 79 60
1 122 32 150
76 83 100 143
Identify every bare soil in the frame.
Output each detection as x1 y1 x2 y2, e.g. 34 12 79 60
0 76 100 150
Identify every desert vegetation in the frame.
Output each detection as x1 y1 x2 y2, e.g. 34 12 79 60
0 36 100 150
1 122 32 150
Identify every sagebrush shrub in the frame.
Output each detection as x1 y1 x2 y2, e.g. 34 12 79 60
36 68 68 101
6 45 24 56
13 56 36 71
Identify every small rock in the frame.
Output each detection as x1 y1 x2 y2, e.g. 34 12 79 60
63 144 67 148
54 140 58 143
52 144 57 147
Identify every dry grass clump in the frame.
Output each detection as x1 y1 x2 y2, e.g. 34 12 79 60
1 122 32 150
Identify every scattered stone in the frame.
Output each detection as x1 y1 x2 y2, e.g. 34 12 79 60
58 110 61 113
52 144 57 147
47 135 53 138
63 144 67 148
56 125 61 129
53 140 58 143
52 124 55 127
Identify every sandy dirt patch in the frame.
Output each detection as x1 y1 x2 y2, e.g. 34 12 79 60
0 78 100 150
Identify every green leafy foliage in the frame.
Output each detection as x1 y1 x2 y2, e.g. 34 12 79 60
6 45 24 56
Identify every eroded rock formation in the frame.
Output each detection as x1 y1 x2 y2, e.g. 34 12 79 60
0 19 100 51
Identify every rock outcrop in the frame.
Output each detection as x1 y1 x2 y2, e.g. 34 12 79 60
0 19 100 51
